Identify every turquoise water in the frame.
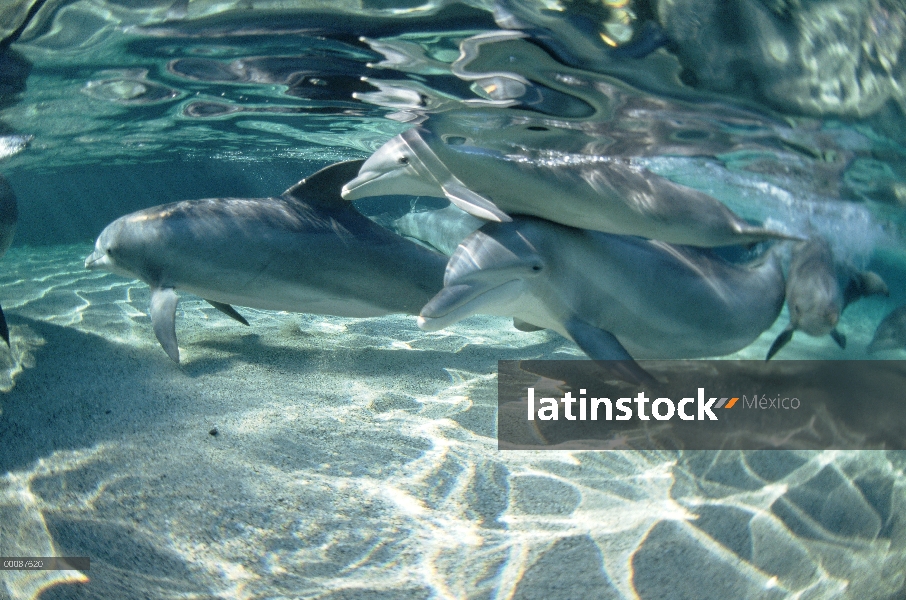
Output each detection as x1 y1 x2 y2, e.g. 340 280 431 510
1 1 906 599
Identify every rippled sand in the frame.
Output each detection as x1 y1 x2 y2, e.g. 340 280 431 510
0 244 904 600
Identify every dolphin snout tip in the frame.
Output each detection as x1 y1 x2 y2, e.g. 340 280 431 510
341 175 370 200
84 249 106 270
416 315 441 332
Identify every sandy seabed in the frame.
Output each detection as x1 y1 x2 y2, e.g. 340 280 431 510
0 244 904 600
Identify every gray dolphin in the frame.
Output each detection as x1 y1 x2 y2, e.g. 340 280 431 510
393 203 485 256
0 175 17 346
867 305 906 354
341 127 796 247
418 216 786 380
85 160 447 363
765 238 888 360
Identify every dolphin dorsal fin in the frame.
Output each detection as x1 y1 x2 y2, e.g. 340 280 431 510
283 159 367 204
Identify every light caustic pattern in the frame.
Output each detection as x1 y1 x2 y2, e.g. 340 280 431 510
0 245 904 599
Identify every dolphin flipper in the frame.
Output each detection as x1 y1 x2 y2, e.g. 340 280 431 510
205 299 249 326
830 328 846 349
563 317 656 385
151 287 180 363
0 304 8 347
513 318 544 332
441 181 512 223
766 326 794 361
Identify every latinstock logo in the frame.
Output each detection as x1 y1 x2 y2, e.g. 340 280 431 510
526 387 742 422
497 360 906 451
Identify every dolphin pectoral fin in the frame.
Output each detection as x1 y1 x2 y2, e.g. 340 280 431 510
562 317 656 386
441 181 512 223
830 328 846 349
205 300 250 326
150 287 180 363
283 159 367 203
0 303 9 347
513 318 544 332
765 326 794 361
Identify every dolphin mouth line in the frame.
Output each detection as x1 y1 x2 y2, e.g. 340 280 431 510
418 279 523 331
340 171 380 198
84 248 106 270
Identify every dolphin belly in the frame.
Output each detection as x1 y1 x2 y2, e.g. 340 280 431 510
570 233 786 358
176 280 401 318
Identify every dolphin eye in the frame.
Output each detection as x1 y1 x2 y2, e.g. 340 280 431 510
531 263 543 272
398 156 409 165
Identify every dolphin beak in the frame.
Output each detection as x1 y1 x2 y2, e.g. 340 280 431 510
85 248 109 270
341 169 384 200
417 279 523 331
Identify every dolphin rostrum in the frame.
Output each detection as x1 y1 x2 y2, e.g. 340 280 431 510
765 237 888 360
417 216 786 380
0 175 17 346
86 160 447 363
341 127 796 248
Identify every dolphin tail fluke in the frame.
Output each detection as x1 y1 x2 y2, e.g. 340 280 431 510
0 303 9 347
563 317 656 386
442 181 512 223
151 287 180 363
843 271 889 308
830 328 846 349
765 326 794 361
205 300 250 326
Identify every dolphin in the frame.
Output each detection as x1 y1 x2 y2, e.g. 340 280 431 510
417 216 786 380
85 160 447 363
341 127 796 247
867 305 906 354
0 175 17 346
765 238 888 360
393 203 485 256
